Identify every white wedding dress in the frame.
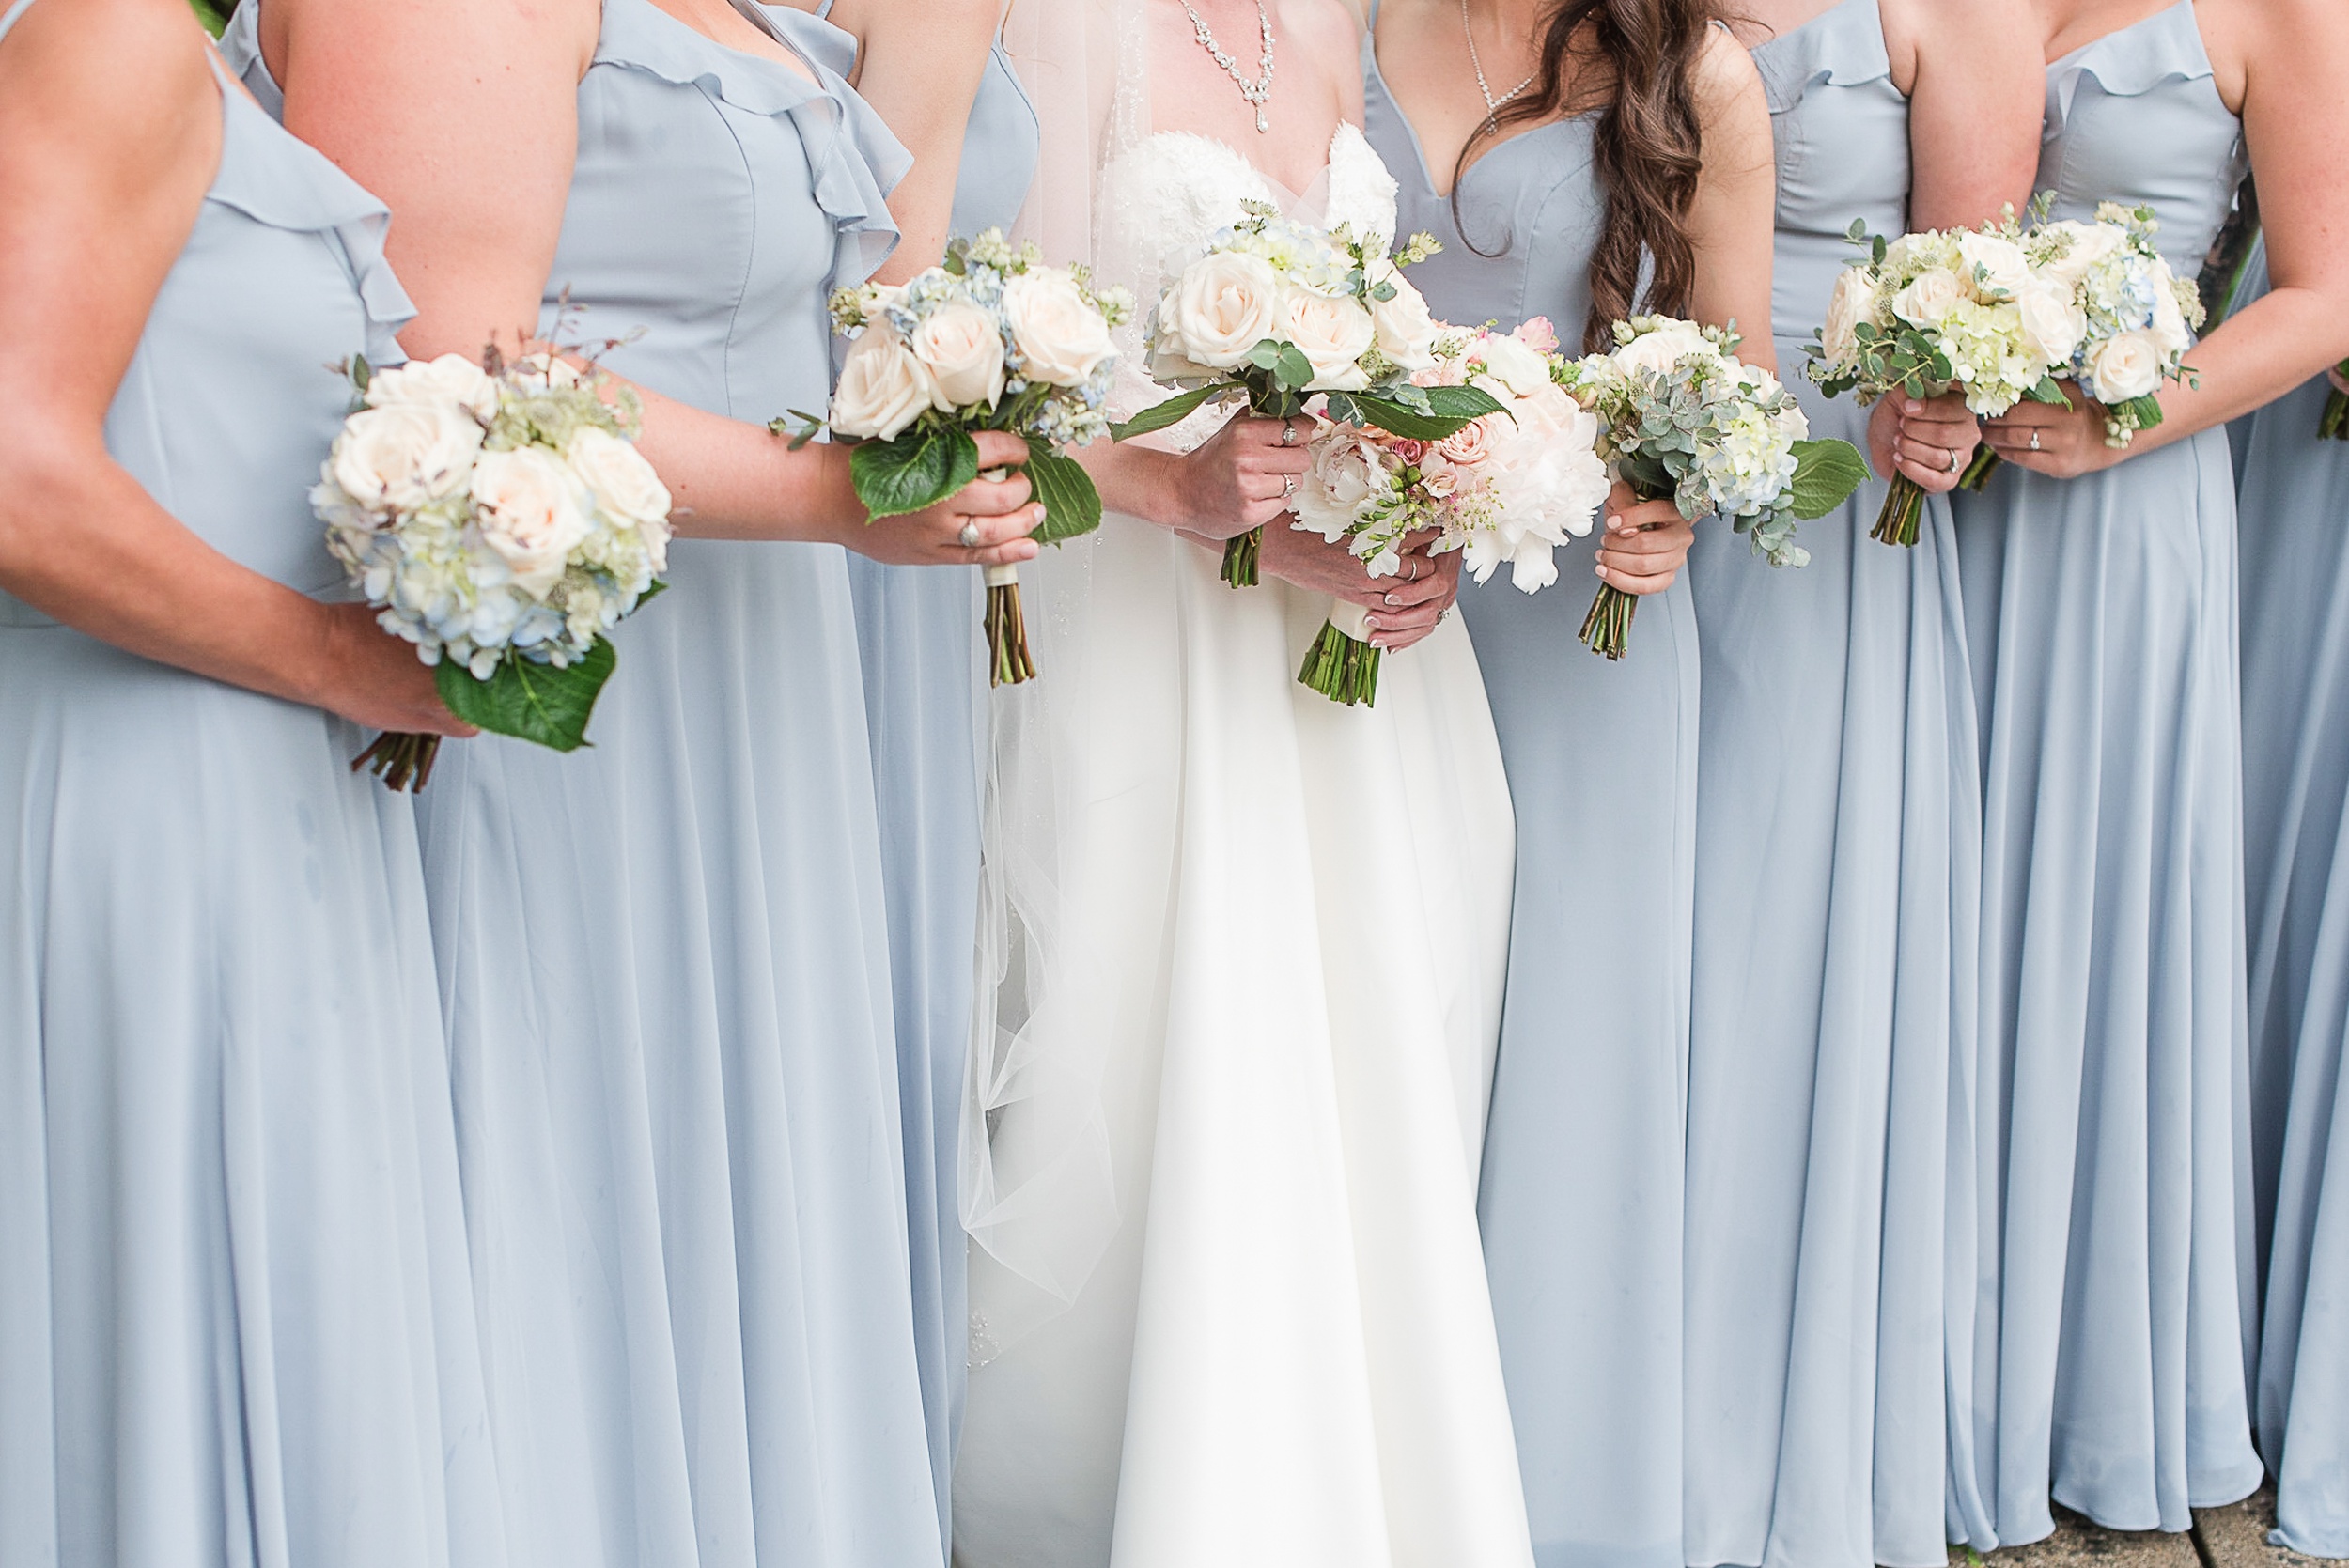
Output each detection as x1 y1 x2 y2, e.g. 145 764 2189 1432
952 119 1533 1568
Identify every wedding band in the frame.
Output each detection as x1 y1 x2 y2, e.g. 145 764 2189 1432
2030 429 2043 452
1281 420 1299 446
1948 446 1964 474
957 522 982 548
1282 473 1298 499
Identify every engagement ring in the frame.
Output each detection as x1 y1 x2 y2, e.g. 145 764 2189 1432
958 522 983 548
1948 446 1964 474
1281 420 1299 446
2030 428 2043 452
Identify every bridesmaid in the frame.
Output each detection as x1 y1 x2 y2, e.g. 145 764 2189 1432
2232 238 2349 1560
1683 3 2036 1564
774 0 1041 1542
226 0 1045 1563
1954 0 2349 1543
0 0 497 1561
1362 3 1774 1562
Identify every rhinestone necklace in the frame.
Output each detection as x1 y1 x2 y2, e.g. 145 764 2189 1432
1180 0 1277 133
1459 0 1536 131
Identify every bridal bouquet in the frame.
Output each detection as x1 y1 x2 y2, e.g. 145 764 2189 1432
1113 203 1502 586
1807 210 2080 544
314 348 673 791
802 230 1128 686
1286 317 1609 706
1575 317 1867 660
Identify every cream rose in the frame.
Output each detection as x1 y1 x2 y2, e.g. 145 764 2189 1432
1611 322 1714 378
567 427 672 531
2150 281 2193 357
1366 263 1439 373
331 401 484 514
1958 231 2030 299
1478 333 1555 399
1168 251 1283 369
1436 412 1500 470
470 447 594 599
910 299 1007 411
2039 221 2125 287
831 326 937 442
2015 278 2088 365
1282 289 1377 391
1891 268 1967 328
365 352 500 422
2084 329 2164 402
1821 265 1875 366
1003 271 1113 387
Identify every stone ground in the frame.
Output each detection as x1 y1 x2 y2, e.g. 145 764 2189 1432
1944 1488 2338 1568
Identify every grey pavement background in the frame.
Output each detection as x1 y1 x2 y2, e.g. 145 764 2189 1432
1943 1488 2338 1568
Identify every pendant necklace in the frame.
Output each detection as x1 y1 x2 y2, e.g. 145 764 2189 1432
1180 0 1277 133
1459 0 1536 132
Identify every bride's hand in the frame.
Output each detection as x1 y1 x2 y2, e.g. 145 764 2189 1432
1159 412 1314 539
1258 525 1460 652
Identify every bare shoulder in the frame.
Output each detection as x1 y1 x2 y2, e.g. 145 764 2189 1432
0 0 216 199
1691 21 1767 128
1880 0 2033 57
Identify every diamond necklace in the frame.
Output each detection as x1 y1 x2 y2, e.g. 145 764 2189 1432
1180 0 1277 133
1459 0 1536 131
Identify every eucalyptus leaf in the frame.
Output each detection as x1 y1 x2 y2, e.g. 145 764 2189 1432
849 425 981 520
1787 438 1871 520
437 640 618 753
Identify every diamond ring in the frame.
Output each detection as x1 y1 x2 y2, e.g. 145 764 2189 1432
2030 428 2043 452
958 522 982 549
1281 420 1299 446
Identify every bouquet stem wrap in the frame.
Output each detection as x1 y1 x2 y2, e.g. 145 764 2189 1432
1298 598 1381 706
985 562 1036 686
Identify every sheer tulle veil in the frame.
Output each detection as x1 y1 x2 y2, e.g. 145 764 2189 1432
961 0 1154 1362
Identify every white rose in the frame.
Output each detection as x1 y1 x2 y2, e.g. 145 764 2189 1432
567 427 672 529
470 447 594 600
1003 271 1113 387
1611 322 1714 379
331 401 484 514
1891 268 1968 327
2039 221 2125 287
365 352 500 422
1478 332 1555 399
2083 329 2165 402
2150 280 2193 356
1958 231 2030 299
2015 278 2088 366
1168 251 1283 369
1365 262 1439 372
1282 288 1377 392
909 299 1007 411
831 326 937 441
1821 265 1875 366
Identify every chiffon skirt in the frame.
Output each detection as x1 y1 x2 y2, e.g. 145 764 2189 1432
2236 369 2349 1559
1464 567 1697 1568
416 537 942 1568
0 613 501 1568
1682 377 1984 1568
1952 427 2263 1544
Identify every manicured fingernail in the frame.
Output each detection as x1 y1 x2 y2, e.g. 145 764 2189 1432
1906 399 1922 412
1384 593 1398 606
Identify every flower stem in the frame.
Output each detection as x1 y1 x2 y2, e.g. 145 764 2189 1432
1579 583 1638 661
2321 387 2349 442
1221 528 1262 587
984 565 1036 687
352 732 442 792
1870 473 1926 548
1298 605 1381 706
1957 442 2000 491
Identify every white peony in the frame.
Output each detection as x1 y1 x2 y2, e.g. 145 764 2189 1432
1821 265 1875 366
2083 329 2165 402
1168 250 1283 369
2015 278 2089 365
470 447 594 599
1958 231 2030 299
1293 426 1395 542
1282 288 1377 391
1478 332 1556 399
567 427 672 530
1891 267 1968 327
2038 220 2126 287
1003 270 1114 386
1365 262 1440 372
1611 321 1716 379
331 401 484 514
910 299 1008 411
365 352 500 422
831 325 937 441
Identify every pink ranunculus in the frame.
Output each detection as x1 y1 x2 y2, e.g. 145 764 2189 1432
1388 438 1428 464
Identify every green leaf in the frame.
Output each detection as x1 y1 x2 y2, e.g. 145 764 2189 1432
436 639 618 753
849 425 980 520
2026 376 2075 408
1245 338 1289 371
1787 438 1870 520
1275 346 1315 389
2117 393 2165 430
188 0 232 36
1022 442 1104 545
1111 384 1221 442
767 409 828 451
1346 383 1507 442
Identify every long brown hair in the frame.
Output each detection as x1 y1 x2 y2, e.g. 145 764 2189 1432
1454 0 1714 351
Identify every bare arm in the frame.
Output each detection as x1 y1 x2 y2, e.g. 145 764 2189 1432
1688 25 1779 371
1885 0 2040 229
0 0 462 735
264 0 1041 562
830 0 1005 281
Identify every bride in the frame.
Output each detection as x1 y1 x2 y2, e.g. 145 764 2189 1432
952 0 1532 1562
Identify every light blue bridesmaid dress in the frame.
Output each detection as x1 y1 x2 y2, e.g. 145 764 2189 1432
820 12 1038 1545
227 5 943 1565
2232 241 2349 1560
1365 32 1690 1568
1949 0 2263 1541
0 9 500 1564
1682 4 1984 1563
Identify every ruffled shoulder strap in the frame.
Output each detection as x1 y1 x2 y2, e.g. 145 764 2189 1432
2047 0 2214 127
1750 0 1892 116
